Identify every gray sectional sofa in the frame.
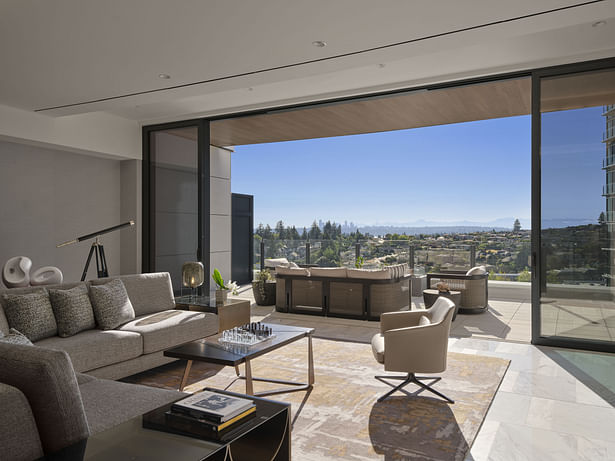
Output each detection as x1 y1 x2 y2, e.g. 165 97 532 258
0 272 220 460
0 272 219 379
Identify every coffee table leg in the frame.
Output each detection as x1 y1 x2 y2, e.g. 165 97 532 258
179 360 193 391
245 359 254 395
234 365 240 376
308 334 314 386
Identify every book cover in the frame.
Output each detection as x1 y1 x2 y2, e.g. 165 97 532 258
164 407 256 440
172 390 254 422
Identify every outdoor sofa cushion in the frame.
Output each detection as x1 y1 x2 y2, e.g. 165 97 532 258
310 267 347 277
119 310 218 354
347 268 391 280
264 258 289 268
276 266 310 276
466 265 487 276
35 329 143 372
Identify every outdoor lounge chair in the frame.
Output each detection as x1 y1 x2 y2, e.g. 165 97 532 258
426 266 489 313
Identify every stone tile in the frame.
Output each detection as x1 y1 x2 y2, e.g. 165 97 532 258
526 397 615 442
484 391 531 425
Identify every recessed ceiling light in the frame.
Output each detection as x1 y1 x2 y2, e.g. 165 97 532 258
312 40 327 48
248 87 254 91
592 20 606 28
158 73 171 79
378 63 386 68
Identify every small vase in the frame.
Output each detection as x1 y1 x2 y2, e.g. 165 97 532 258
215 289 229 306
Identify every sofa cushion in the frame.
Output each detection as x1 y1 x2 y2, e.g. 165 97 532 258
276 266 310 276
79 377 183 434
35 329 143 372
466 265 487 276
119 310 218 354
0 343 90 455
347 268 391 280
90 273 175 317
0 328 33 345
310 267 347 277
1 289 58 341
371 333 385 364
89 279 135 330
49 284 96 337
264 258 289 268
0 382 44 461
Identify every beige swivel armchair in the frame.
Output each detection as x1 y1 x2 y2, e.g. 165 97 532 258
371 297 456 403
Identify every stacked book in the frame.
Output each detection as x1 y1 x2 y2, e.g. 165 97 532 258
166 390 256 439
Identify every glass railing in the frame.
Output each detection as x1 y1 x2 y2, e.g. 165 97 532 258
415 245 473 273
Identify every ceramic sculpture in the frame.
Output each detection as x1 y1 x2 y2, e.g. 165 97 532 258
31 266 63 286
2 256 32 288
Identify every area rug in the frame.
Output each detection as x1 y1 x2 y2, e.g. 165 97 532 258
124 338 509 461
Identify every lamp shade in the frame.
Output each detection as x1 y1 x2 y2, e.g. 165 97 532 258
182 261 204 288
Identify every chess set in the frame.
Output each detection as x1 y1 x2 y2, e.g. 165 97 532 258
218 322 275 347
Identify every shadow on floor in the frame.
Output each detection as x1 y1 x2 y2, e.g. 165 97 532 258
368 395 469 461
450 306 511 339
539 346 615 407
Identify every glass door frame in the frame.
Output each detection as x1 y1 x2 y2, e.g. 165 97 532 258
531 57 615 353
142 118 211 294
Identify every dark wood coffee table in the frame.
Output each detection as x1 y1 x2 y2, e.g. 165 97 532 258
84 388 290 461
164 323 314 396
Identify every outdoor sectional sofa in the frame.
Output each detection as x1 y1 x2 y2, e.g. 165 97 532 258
275 263 411 320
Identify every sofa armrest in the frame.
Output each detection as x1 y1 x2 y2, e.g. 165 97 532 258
0 382 44 461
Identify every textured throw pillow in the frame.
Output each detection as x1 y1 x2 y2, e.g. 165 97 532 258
89 279 135 330
0 328 34 345
48 285 96 337
1 290 57 342
418 315 431 326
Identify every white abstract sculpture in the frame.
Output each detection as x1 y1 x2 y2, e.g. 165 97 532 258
31 266 63 286
2 256 32 288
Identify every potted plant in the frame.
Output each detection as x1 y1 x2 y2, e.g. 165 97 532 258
212 269 238 305
252 269 276 305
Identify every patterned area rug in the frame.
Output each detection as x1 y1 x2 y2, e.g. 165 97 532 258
124 338 509 461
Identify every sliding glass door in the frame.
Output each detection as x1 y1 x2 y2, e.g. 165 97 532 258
534 63 615 351
143 120 210 293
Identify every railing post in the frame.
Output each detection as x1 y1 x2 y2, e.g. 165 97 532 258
355 243 361 262
306 242 311 265
260 240 265 271
470 245 476 268
409 245 415 270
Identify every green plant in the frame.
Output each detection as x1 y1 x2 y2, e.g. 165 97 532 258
355 256 364 269
253 269 273 299
212 268 228 290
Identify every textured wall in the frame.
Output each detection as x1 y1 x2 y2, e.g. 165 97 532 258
0 140 121 285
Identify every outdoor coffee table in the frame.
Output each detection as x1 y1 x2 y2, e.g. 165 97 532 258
164 323 314 396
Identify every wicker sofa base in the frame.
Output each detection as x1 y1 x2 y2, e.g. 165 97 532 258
275 274 411 320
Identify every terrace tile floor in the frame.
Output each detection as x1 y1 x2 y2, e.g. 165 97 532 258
231 286 615 460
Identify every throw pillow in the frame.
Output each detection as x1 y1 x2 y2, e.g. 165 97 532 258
48 285 96 337
418 315 431 326
89 279 135 330
466 265 487 276
0 328 34 345
1 290 57 342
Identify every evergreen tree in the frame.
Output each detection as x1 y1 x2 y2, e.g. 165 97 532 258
308 221 322 239
599 212 606 224
301 227 308 240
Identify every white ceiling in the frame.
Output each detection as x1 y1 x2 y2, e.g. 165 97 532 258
1 0 614 124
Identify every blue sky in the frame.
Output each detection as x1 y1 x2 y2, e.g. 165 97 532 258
231 110 605 229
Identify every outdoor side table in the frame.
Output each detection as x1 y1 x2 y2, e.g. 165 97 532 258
422 289 460 321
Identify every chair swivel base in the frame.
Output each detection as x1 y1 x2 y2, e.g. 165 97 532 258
375 373 454 404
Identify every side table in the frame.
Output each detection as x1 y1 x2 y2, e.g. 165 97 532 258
175 296 251 332
422 289 460 321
